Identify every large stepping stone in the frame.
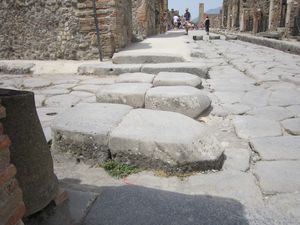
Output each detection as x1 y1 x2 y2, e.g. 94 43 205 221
78 63 141 76
112 52 185 64
109 109 224 172
96 83 152 108
250 136 300 160
0 62 35 74
233 116 282 139
145 86 211 118
141 63 209 78
115 73 155 84
153 72 202 87
51 103 133 164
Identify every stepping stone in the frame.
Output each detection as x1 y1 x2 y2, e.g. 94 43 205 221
115 73 155 84
145 86 211 118
281 118 300 135
141 63 209 78
78 63 142 76
109 109 224 172
233 116 282 139
247 106 293 121
225 35 238 40
45 94 81 108
254 161 300 194
0 62 35 74
192 35 203 41
96 83 152 108
51 103 133 164
153 72 202 87
250 136 300 160
112 52 185 64
209 35 221 40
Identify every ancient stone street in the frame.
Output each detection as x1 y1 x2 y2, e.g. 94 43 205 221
1 30 300 224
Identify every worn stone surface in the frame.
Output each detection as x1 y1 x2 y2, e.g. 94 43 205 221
141 63 209 78
73 85 103 94
268 90 300 106
112 52 185 64
233 116 282 139
96 83 152 108
223 148 251 172
287 105 300 117
281 118 300 135
45 94 81 108
78 64 142 76
51 103 132 164
109 109 224 172
250 136 300 160
115 73 155 84
23 78 52 89
153 72 202 87
145 86 211 118
247 106 293 121
254 161 300 194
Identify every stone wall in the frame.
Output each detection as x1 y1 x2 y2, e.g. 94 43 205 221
0 102 25 225
0 0 132 60
132 0 167 41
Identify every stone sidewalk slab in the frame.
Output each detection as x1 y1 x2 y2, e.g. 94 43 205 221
115 73 155 83
109 109 224 172
281 118 300 135
145 86 211 118
250 136 300 160
112 52 185 64
254 161 300 194
233 116 282 139
247 106 293 121
141 63 209 78
153 72 202 87
51 103 132 164
96 83 152 108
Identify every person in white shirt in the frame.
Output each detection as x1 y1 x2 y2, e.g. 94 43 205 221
173 15 179 29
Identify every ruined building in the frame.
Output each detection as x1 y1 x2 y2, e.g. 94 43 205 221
0 0 168 60
197 3 222 29
222 0 300 36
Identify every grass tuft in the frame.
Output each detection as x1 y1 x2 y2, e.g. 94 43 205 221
100 160 142 178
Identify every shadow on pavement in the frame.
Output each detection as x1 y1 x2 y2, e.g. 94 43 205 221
24 178 250 225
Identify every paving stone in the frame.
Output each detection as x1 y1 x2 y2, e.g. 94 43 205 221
190 50 205 58
51 103 133 164
247 106 293 121
281 75 300 85
109 109 224 172
81 96 97 103
70 91 95 98
96 83 152 108
38 88 71 96
80 77 117 85
268 89 300 106
23 189 98 225
78 63 142 76
145 86 211 118
115 73 155 84
185 171 263 206
112 52 185 64
287 105 300 117
52 78 80 85
233 116 282 139
45 94 81 108
153 72 202 87
225 35 238 40
281 118 300 135
222 104 251 115
214 91 245 104
23 78 52 89
266 193 300 223
35 94 46 107
84 185 251 225
73 84 102 93
51 84 77 89
250 136 300 160
223 148 251 172
141 63 209 78
209 35 221 40
254 161 300 194
242 89 270 107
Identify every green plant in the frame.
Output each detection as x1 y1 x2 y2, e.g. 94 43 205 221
100 160 142 178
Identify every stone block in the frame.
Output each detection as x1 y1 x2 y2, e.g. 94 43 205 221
193 35 203 41
115 73 156 84
145 86 211 118
153 72 202 87
281 118 300 135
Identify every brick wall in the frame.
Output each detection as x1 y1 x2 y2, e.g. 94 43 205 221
0 0 132 60
0 102 25 225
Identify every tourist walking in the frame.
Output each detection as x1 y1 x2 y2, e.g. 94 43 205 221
184 8 191 35
205 16 210 35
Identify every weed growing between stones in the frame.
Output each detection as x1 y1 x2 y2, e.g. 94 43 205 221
100 160 142 178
